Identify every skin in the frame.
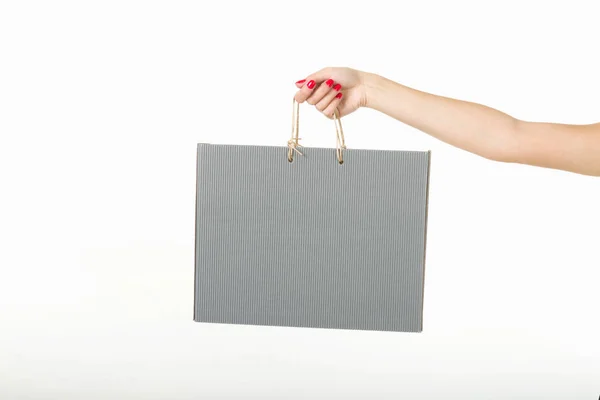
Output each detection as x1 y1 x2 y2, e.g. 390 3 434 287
294 67 600 177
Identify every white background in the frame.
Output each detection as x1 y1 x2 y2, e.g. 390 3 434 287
1 1 599 398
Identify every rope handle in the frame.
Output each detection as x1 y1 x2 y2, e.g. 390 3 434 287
287 97 347 164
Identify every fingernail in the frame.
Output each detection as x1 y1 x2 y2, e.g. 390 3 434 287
325 79 334 87
336 92 343 99
296 79 306 85
333 83 342 91
306 80 316 89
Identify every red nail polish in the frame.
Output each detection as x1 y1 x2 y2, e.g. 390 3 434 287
325 79 334 87
336 92 343 99
307 80 316 89
296 79 306 85
333 83 342 91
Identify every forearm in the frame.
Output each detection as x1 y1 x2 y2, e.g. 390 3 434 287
362 72 600 176
363 72 519 162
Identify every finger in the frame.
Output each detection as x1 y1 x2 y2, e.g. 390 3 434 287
294 67 334 88
322 92 343 119
315 82 342 112
306 78 335 105
294 79 317 103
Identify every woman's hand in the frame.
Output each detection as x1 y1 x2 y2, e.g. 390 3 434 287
294 67 368 119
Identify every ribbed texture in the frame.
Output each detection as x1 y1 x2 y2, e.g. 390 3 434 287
194 143 430 332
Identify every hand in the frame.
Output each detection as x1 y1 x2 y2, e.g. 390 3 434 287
294 67 368 119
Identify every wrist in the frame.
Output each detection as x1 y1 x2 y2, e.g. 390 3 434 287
361 71 385 110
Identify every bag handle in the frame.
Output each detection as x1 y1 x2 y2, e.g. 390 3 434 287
287 98 347 164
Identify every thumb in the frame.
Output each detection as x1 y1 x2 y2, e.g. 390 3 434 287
323 96 355 120
336 101 354 119
295 67 333 87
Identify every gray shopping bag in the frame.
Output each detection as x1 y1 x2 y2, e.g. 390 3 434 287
194 99 431 332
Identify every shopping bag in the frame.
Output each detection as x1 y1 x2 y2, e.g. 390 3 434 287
194 99 431 332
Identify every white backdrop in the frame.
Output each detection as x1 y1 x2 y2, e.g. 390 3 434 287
1 1 599 399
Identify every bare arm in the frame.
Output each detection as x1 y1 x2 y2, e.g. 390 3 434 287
363 72 600 176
